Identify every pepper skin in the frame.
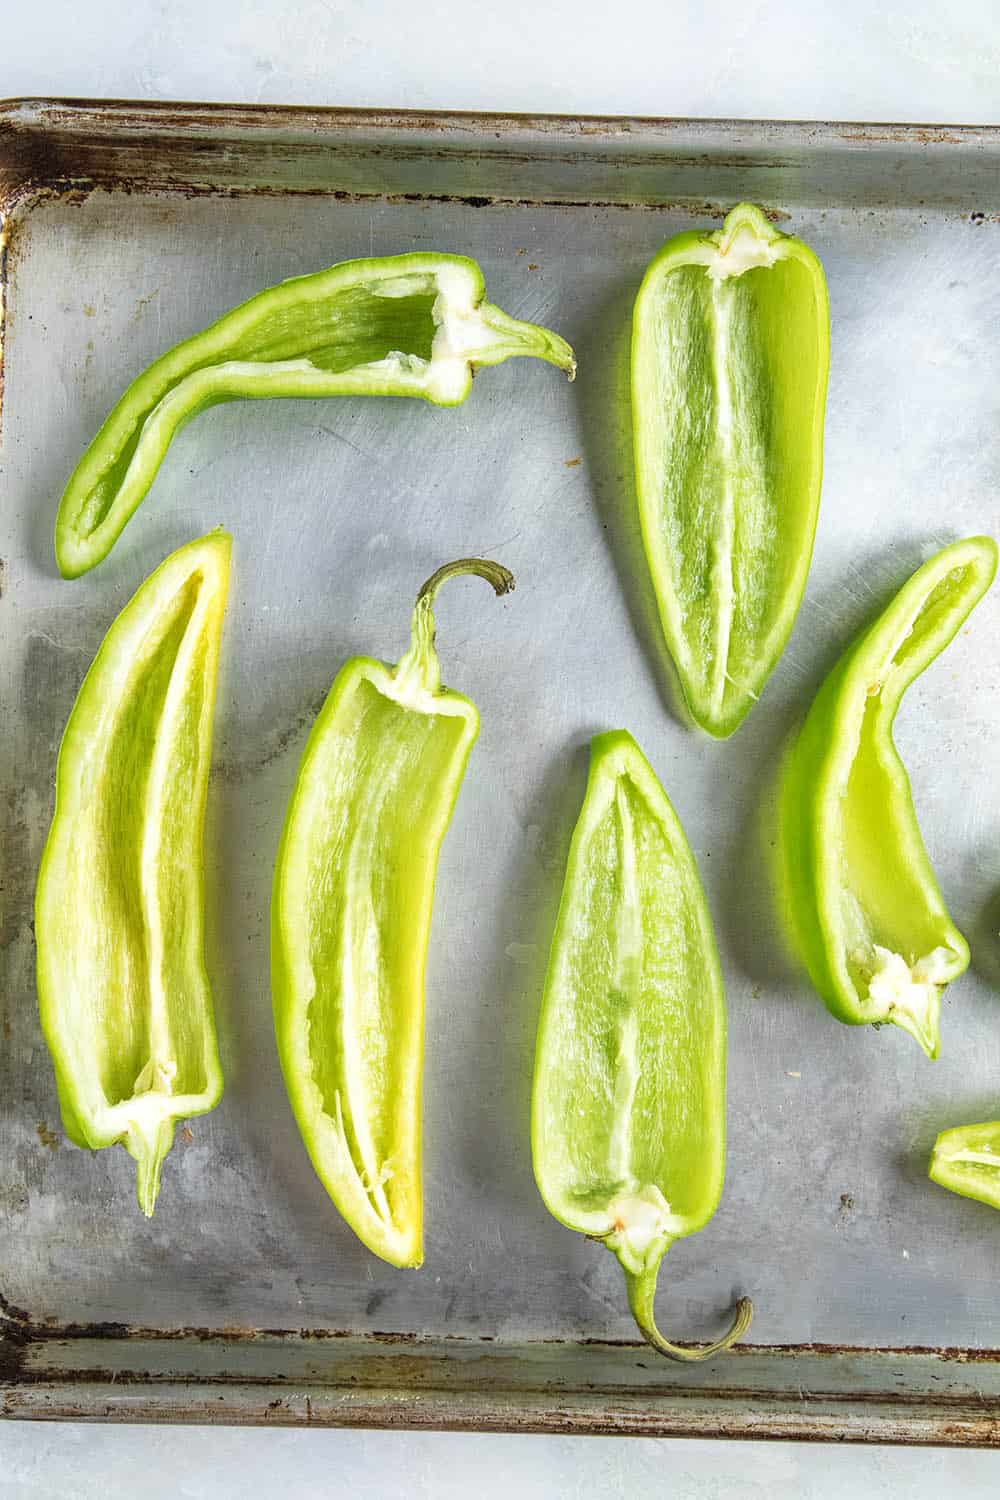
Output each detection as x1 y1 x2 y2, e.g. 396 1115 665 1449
56 254 576 578
632 203 829 737
531 731 751 1362
271 558 514 1268
780 536 997 1059
35 531 231 1215
929 1123 1000 1211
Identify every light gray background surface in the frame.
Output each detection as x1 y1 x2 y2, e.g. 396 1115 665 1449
3 1 1000 1494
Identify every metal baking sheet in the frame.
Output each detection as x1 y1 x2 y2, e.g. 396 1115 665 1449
2 101 1000 1441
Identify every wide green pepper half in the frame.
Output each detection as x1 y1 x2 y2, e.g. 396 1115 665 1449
929 1122 1000 1211
271 557 513 1268
56 254 575 578
35 531 231 1215
632 203 829 737
780 536 997 1059
531 731 751 1362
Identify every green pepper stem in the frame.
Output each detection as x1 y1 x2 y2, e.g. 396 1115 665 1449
394 557 514 697
126 1115 177 1219
416 557 515 608
624 1265 753 1364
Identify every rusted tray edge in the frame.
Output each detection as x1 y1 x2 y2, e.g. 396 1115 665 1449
2 96 998 144
4 1368 1000 1444
4 1384 999 1445
5 1313 1000 1444
2 98 999 215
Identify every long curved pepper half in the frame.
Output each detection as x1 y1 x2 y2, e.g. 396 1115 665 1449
271 557 514 1267
632 203 829 737
35 531 231 1215
56 253 575 577
780 536 997 1058
531 731 751 1361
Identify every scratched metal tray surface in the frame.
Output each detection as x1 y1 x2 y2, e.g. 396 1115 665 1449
2 101 1000 1442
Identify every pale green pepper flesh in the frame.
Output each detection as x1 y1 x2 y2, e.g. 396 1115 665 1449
531 730 751 1361
56 253 575 578
929 1123 1000 1211
780 536 997 1059
632 203 829 737
35 531 231 1215
271 558 513 1268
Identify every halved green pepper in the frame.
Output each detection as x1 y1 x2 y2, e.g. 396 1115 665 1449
531 731 751 1361
56 254 575 578
779 536 997 1058
35 531 231 1214
632 203 829 737
929 1123 1000 1211
271 557 513 1267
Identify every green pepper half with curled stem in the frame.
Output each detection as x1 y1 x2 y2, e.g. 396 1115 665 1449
271 557 514 1267
779 536 997 1058
632 203 829 737
36 531 231 1214
531 730 751 1361
56 254 575 578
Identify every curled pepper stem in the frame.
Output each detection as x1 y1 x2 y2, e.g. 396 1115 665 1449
416 557 516 608
394 557 515 697
624 1266 753 1364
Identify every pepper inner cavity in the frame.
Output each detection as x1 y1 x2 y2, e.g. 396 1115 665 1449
646 256 814 720
79 288 440 541
559 771 703 1234
301 678 466 1222
93 575 207 1108
839 567 976 1016
250 287 438 373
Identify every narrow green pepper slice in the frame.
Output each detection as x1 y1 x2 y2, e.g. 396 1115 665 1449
632 203 829 737
35 531 231 1215
271 557 513 1268
56 254 575 578
531 731 751 1361
929 1123 1000 1211
780 536 997 1058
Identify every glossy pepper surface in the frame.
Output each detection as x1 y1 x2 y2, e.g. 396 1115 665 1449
36 531 231 1214
929 1123 1000 1211
780 536 997 1059
56 254 575 578
531 731 751 1361
632 203 829 737
271 557 514 1268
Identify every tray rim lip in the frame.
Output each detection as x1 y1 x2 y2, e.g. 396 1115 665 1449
5 1319 1000 1444
1 94 999 144
2 91 999 1442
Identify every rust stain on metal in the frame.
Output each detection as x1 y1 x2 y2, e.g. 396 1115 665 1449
6 1289 1000 1443
3 1382 1000 1445
1 176 788 220
7 1295 1000 1366
740 1341 1000 1364
0 1292 30 1386
0 205 11 435
0 1289 32 1326
838 127 965 147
